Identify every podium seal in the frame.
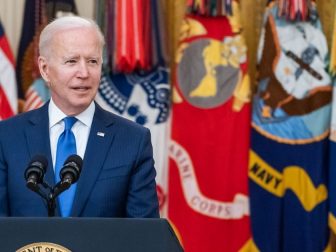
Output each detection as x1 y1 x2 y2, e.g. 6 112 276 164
16 242 71 252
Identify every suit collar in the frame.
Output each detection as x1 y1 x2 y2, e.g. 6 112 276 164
71 103 116 216
27 101 49 125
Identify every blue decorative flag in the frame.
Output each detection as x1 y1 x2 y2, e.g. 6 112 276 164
95 0 171 216
16 0 77 98
249 2 332 251
96 66 171 215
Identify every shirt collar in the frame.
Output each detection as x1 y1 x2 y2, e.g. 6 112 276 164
48 98 95 128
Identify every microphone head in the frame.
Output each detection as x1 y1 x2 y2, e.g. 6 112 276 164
29 154 48 171
24 154 48 183
64 154 83 169
60 154 83 184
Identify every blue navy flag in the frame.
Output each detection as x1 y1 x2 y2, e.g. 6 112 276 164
328 7 336 249
250 2 332 251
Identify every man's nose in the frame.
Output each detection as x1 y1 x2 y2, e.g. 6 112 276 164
77 61 89 77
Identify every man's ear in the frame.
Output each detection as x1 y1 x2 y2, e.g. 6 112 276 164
38 56 50 84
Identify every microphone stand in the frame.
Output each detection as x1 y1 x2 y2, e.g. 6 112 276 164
27 181 54 217
49 181 73 217
28 181 71 217
25 155 82 217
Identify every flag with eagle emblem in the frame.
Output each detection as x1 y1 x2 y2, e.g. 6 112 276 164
168 1 252 251
249 2 331 251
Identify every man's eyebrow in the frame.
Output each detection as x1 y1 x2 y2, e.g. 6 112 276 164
85 56 100 59
62 55 80 60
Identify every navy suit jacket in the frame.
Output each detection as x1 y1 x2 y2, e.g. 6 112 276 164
0 102 159 217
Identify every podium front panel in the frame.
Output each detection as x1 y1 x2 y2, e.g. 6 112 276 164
0 217 183 252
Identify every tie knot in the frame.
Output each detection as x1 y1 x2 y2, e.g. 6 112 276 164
64 117 77 130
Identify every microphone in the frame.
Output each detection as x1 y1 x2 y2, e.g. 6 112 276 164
24 155 48 191
59 154 83 189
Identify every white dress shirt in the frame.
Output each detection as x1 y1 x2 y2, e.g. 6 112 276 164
49 99 95 171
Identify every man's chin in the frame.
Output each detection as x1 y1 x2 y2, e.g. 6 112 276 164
64 102 92 115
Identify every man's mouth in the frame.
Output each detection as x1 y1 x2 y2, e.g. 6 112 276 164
72 86 90 91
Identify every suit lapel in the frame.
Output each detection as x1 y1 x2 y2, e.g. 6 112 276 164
71 104 116 216
25 102 55 187
24 103 58 215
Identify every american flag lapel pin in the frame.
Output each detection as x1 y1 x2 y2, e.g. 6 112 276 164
97 132 105 137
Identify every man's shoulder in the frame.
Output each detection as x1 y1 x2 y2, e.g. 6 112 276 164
97 105 149 134
0 105 46 129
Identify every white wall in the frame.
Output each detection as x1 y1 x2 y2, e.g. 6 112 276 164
0 0 94 57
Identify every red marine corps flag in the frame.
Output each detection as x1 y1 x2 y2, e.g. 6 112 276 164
168 1 252 251
0 20 17 120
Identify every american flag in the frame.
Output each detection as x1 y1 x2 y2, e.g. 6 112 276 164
23 78 50 112
0 20 17 119
23 86 44 111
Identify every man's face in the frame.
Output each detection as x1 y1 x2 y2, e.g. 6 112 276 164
38 27 102 115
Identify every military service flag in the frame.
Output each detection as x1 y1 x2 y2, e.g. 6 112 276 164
95 0 171 216
329 2 336 249
250 2 331 251
168 2 252 251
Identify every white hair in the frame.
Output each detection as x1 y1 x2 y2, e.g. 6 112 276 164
39 16 105 58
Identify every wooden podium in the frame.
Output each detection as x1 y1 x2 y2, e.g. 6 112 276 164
0 217 183 252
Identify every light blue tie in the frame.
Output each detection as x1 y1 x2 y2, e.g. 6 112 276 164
55 117 77 217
